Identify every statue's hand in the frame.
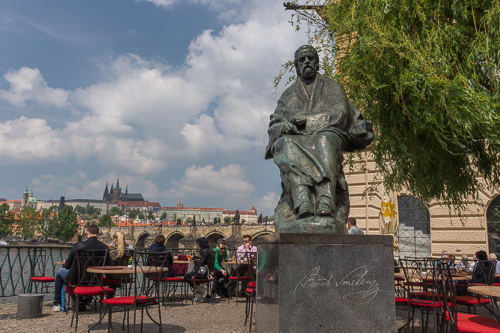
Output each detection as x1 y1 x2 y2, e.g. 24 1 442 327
292 116 307 127
282 122 298 134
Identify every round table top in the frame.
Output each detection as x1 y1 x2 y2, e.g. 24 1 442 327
468 286 500 297
174 260 194 264
87 266 168 275
55 261 65 265
394 272 471 281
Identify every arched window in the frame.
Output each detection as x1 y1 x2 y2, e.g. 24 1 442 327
397 196 431 258
486 195 500 254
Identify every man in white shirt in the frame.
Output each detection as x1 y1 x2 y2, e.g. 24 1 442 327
234 235 257 296
347 217 364 235
489 253 500 280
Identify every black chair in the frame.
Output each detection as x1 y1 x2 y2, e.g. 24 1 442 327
243 252 258 332
229 250 257 303
435 261 500 332
190 250 215 304
101 251 165 333
71 249 115 333
400 258 440 333
28 249 55 293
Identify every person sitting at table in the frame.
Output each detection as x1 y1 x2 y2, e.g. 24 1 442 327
212 238 229 299
183 237 215 302
488 253 500 282
147 235 174 278
52 224 110 312
107 231 134 281
234 235 257 296
455 254 470 273
472 250 491 284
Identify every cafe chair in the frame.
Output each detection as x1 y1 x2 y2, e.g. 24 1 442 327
244 270 257 332
100 251 165 333
436 261 500 332
164 254 189 305
71 249 115 333
401 258 442 333
229 252 257 304
456 260 496 314
28 249 56 293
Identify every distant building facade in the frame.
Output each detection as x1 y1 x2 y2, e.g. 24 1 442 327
159 202 258 224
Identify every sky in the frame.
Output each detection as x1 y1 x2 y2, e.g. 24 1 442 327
0 0 309 216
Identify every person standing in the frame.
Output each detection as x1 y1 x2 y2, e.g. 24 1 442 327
347 218 364 235
212 239 229 299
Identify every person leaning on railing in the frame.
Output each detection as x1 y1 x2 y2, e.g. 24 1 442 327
52 224 109 312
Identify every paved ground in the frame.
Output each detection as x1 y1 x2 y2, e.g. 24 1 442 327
0 297 496 332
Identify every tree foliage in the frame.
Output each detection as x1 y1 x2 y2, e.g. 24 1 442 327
160 212 167 220
110 207 122 216
18 207 39 240
39 209 57 240
99 214 114 227
283 0 500 208
0 203 13 239
56 205 78 243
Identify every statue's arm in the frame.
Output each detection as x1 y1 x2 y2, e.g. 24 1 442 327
265 99 298 159
345 100 374 152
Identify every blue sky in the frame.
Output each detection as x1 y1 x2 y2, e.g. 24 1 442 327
0 0 309 216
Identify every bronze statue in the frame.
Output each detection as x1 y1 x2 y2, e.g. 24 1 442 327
234 210 240 225
265 45 373 233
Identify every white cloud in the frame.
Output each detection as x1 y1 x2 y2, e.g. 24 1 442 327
0 67 69 108
172 164 254 198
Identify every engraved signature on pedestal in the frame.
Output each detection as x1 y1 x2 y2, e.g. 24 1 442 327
294 266 386 304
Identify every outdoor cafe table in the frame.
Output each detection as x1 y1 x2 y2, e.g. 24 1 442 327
394 272 472 281
55 261 65 265
468 286 500 323
87 265 168 275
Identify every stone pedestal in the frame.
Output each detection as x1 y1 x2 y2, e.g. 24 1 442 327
17 293 44 318
256 233 396 333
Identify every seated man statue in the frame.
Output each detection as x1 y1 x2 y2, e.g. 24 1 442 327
265 45 373 233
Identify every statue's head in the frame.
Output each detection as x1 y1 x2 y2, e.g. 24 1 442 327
294 45 319 80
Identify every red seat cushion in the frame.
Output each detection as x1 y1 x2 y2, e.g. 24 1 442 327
404 282 425 287
410 291 438 299
245 288 256 294
64 285 75 294
102 296 156 306
166 277 185 282
410 300 450 308
191 277 213 284
395 297 409 304
73 286 115 296
445 313 500 332
456 295 491 305
248 282 256 288
30 276 56 282
228 276 250 280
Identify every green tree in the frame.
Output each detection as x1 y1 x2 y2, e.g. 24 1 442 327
223 217 231 224
74 205 85 215
110 207 122 216
99 214 114 227
18 207 39 240
283 0 500 209
148 210 154 220
129 209 138 219
55 205 78 243
138 212 145 219
0 203 14 239
38 209 57 240
160 212 167 220
241 219 246 224
185 217 192 223
85 204 96 215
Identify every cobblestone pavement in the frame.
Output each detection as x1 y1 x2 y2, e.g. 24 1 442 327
0 298 496 332
0 298 249 333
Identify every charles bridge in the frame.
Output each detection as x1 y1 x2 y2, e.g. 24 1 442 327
92 224 276 249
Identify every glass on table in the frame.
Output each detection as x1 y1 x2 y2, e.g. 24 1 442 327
186 254 191 260
173 255 178 263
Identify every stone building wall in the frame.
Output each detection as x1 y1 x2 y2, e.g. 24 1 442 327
345 150 494 257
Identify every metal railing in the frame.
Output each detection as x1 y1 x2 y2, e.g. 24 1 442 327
0 246 238 297
0 246 72 297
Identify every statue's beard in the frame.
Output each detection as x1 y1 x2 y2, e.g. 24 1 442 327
300 67 316 84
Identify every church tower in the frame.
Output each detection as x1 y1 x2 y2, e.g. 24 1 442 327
112 178 121 202
21 186 29 208
103 182 109 201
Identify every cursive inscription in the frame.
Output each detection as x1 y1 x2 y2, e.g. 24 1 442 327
294 265 386 304
294 266 334 294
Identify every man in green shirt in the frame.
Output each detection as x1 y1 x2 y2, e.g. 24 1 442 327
212 238 229 299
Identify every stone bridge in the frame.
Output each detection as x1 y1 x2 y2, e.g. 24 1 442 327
94 225 275 249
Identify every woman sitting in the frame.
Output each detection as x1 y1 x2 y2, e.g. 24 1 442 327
147 235 174 278
183 237 215 302
107 231 134 281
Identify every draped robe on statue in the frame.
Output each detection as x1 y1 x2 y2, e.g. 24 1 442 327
265 74 373 226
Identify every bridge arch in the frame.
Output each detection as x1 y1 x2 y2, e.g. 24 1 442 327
251 231 273 245
165 232 185 249
135 232 152 249
205 231 227 248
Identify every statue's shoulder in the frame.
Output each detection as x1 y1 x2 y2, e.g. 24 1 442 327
278 81 298 99
317 74 345 92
